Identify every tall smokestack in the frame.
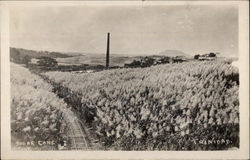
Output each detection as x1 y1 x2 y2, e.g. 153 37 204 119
106 32 110 69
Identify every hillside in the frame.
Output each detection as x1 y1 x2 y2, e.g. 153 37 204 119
10 47 191 67
44 61 239 150
10 47 72 64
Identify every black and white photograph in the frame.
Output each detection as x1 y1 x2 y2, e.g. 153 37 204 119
1 1 249 159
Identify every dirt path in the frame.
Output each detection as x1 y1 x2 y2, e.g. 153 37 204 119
33 72 93 150
61 109 90 150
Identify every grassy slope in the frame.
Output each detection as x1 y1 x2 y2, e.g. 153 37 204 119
44 60 239 150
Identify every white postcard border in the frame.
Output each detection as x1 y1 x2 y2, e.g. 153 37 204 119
1 1 249 159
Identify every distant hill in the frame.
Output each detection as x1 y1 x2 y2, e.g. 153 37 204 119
10 47 192 66
10 47 72 58
159 50 190 57
10 47 72 64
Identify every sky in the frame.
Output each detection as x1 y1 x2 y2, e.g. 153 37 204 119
9 5 238 56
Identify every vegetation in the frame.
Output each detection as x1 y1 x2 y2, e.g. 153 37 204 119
44 60 239 150
194 52 217 60
10 47 72 65
124 56 184 68
10 48 32 64
194 54 200 59
209 52 216 57
10 47 238 150
37 56 58 67
11 63 69 150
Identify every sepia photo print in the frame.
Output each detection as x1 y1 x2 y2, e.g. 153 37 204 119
1 1 249 159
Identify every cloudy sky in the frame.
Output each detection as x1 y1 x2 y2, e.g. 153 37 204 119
10 5 238 56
